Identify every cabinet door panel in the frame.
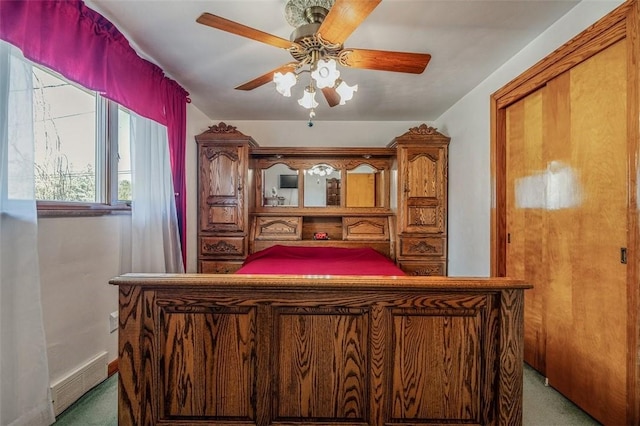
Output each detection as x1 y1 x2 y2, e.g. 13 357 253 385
159 306 256 421
200 145 246 232
399 147 446 234
389 308 482 422
274 308 368 422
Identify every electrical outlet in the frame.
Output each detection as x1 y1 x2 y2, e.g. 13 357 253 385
109 311 119 333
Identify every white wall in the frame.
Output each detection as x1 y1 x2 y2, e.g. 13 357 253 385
434 0 624 277
39 214 130 384
209 120 430 147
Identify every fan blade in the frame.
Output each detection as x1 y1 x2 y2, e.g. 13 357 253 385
235 63 298 91
341 49 431 74
318 0 381 45
321 87 341 107
197 12 295 49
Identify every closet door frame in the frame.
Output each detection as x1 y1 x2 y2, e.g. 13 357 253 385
490 0 640 424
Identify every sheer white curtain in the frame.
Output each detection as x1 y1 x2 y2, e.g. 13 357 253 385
130 113 184 273
0 41 55 426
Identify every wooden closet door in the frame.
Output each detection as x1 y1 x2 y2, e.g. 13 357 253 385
505 40 628 425
505 88 548 373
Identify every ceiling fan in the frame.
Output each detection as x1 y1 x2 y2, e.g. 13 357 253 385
196 0 431 118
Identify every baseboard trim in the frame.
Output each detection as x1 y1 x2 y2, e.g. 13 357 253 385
108 359 118 377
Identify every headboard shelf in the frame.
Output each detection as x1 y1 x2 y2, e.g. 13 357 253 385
251 208 394 216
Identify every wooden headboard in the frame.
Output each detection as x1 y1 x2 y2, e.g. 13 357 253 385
195 123 449 275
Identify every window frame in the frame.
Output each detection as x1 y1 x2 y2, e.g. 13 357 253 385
33 65 131 217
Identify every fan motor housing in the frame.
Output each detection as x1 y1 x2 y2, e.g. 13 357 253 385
289 22 343 64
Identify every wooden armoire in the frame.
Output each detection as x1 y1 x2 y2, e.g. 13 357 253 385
389 125 450 276
195 122 257 274
491 1 640 424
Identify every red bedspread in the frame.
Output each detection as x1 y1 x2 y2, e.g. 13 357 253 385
236 245 405 276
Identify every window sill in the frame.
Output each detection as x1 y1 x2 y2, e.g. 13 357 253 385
37 201 131 218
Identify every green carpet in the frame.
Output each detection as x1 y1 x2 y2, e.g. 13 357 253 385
54 373 117 426
53 366 600 425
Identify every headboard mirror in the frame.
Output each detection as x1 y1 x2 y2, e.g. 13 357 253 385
251 147 395 211
346 164 381 207
303 164 341 207
262 164 299 207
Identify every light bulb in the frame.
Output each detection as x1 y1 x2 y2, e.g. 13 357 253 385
336 80 358 105
298 87 318 109
273 71 297 97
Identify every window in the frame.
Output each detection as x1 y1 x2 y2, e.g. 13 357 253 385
31 64 131 211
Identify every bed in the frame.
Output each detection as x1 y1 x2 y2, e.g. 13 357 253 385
235 245 405 275
112 272 529 425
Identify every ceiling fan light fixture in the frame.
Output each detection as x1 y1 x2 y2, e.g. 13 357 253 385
198 1 430 124
335 80 358 105
307 163 334 176
273 71 297 97
298 86 319 109
311 58 340 89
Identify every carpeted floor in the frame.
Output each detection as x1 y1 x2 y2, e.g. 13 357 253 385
53 373 117 426
54 363 600 425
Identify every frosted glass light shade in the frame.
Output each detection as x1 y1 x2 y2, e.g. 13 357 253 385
273 71 297 97
311 59 340 89
336 80 358 105
308 164 334 176
298 87 319 109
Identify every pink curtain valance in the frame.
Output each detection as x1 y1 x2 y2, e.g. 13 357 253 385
0 0 189 265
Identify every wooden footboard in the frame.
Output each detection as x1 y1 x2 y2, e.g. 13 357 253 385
110 274 529 425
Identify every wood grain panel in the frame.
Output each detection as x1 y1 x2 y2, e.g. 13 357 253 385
389 309 481 422
497 289 524 425
407 151 438 198
505 87 548 373
399 146 447 234
274 308 368 421
369 304 388 426
159 306 256 421
254 216 302 240
199 260 243 274
626 2 640 422
504 38 629 426
545 39 628 425
117 285 147 426
398 261 446 276
343 216 389 241
200 146 245 233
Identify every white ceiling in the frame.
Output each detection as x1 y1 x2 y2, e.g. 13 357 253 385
85 0 579 122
